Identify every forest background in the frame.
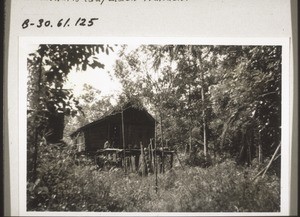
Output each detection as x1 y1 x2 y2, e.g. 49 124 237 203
26 44 282 212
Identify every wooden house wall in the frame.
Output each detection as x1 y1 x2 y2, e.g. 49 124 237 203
108 123 122 148
84 122 109 152
80 107 155 152
125 124 154 148
123 108 155 148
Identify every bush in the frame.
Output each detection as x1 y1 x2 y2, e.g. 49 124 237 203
138 160 280 212
27 142 280 212
27 143 119 211
183 151 212 168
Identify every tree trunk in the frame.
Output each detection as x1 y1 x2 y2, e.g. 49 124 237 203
160 114 164 173
140 142 145 177
32 130 39 182
201 72 207 157
184 143 188 154
252 143 281 181
121 110 126 173
188 127 192 154
246 130 252 165
160 114 163 146
248 142 251 165
32 47 46 182
150 138 154 171
258 144 262 163
262 143 281 178
258 131 263 164
188 84 192 154
154 120 158 193
197 51 207 157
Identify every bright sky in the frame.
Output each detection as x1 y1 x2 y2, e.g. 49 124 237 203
26 44 141 103
64 48 123 99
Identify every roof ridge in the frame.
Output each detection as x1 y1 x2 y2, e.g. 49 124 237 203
70 101 153 137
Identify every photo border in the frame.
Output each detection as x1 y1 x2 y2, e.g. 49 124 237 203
19 37 291 216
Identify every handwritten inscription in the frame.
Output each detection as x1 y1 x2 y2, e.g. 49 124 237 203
21 18 99 29
22 0 188 30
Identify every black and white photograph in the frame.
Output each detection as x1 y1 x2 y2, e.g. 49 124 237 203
4 0 297 216
24 42 286 213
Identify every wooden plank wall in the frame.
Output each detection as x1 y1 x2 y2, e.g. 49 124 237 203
82 107 155 152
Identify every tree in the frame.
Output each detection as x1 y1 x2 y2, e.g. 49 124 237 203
209 46 281 165
64 84 114 139
27 44 113 182
114 45 216 156
150 45 218 157
114 45 178 151
112 44 282 166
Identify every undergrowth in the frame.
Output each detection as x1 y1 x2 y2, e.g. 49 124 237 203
27 145 280 212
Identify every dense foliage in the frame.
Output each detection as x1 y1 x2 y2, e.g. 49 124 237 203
27 44 282 212
27 44 113 182
113 45 281 165
27 141 280 212
63 84 113 138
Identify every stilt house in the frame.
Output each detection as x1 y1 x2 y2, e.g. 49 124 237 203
71 102 174 173
70 102 155 153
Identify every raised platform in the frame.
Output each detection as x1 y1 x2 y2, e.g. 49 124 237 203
95 147 174 156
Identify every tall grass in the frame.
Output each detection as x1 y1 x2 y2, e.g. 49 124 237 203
27 145 280 212
105 160 280 212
